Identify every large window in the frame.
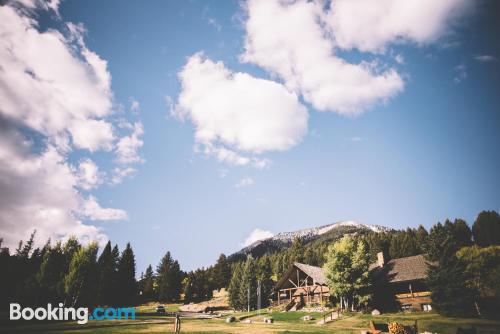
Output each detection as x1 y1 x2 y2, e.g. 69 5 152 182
422 304 432 312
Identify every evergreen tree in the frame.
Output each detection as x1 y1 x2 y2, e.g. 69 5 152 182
257 256 274 307
427 220 476 316
156 251 183 302
96 241 116 306
472 210 500 247
142 264 155 300
289 238 304 263
415 225 429 253
182 273 195 303
239 257 258 311
228 262 244 310
213 254 231 290
37 242 65 303
109 244 121 305
116 243 136 306
456 245 500 317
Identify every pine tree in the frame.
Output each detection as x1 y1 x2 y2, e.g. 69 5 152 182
257 256 274 307
156 251 182 302
213 254 231 290
472 211 500 247
116 243 137 306
239 257 258 311
96 241 115 306
142 264 155 300
228 262 243 310
37 242 65 303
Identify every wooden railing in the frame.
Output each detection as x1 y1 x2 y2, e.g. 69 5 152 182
395 291 431 299
322 308 340 323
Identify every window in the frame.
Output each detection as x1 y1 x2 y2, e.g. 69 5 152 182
401 304 412 312
422 304 432 312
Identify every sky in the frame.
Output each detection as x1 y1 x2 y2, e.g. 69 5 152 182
0 0 499 273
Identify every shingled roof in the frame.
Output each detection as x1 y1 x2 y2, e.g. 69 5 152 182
370 254 432 283
293 262 327 285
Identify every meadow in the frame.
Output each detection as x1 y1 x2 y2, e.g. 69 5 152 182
3 307 500 334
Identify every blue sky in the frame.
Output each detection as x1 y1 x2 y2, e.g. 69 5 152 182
0 0 499 273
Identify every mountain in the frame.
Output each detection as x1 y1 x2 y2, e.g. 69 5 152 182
232 221 391 259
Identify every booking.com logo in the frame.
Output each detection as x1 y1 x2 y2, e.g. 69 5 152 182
10 303 135 325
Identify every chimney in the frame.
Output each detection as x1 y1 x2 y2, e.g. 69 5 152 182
377 252 385 267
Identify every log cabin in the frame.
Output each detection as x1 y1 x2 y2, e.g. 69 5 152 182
271 262 330 307
272 252 434 312
370 252 434 312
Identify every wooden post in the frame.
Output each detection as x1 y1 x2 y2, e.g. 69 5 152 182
278 291 280 305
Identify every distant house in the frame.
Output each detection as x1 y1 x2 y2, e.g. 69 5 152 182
370 252 434 312
272 262 330 306
272 252 434 312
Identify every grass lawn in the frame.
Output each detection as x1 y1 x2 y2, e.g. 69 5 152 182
2 308 500 334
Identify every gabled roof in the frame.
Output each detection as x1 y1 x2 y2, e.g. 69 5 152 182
370 254 432 283
293 262 327 285
275 262 327 290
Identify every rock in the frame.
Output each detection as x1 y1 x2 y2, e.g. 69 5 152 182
225 316 235 323
243 319 252 323
371 309 381 316
301 315 314 321
263 317 274 323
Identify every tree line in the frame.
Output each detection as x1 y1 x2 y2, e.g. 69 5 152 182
1 210 499 318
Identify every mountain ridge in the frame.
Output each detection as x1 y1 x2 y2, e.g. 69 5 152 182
233 220 391 259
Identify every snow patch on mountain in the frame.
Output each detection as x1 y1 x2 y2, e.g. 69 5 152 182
241 220 389 252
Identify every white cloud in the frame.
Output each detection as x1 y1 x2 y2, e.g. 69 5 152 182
454 62 467 83
0 127 108 248
110 167 137 185
0 3 131 248
350 136 363 143
175 53 308 165
242 228 274 247
474 54 497 63
326 0 471 53
0 7 115 152
242 0 404 115
115 122 144 164
76 158 103 190
80 195 128 221
235 177 255 188
394 54 405 64
130 98 140 111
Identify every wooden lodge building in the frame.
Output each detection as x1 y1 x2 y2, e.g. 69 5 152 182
272 252 434 312
272 262 331 307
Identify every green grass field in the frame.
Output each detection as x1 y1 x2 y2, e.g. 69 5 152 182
2 308 500 334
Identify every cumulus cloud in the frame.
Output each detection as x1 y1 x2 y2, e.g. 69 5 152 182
175 53 308 166
242 228 274 247
0 125 107 247
242 0 404 115
326 0 472 53
76 158 103 190
130 98 140 111
0 3 132 248
80 196 128 221
115 122 144 164
235 177 255 188
110 167 137 185
0 7 115 152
